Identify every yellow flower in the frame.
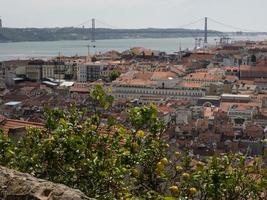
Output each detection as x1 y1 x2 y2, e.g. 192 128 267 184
136 130 145 138
189 187 197 195
165 143 170 148
160 158 169 165
169 185 179 193
175 151 181 158
175 165 183 172
156 161 165 171
182 172 190 180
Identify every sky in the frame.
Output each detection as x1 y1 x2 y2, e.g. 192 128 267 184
1 0 267 31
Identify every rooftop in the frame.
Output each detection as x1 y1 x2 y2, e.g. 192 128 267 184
0 115 44 136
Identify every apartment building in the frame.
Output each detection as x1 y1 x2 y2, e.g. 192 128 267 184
26 65 42 81
42 64 54 79
77 63 104 82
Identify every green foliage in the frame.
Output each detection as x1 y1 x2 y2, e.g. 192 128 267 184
0 130 14 164
44 107 65 131
0 85 266 200
0 85 166 199
162 152 267 200
90 84 114 111
127 104 164 135
109 70 121 82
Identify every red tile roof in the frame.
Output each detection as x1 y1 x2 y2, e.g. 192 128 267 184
0 116 44 136
244 123 264 139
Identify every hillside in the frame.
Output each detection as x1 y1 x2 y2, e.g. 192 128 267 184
0 27 222 42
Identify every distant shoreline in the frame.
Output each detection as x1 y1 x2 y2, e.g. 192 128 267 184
1 27 265 43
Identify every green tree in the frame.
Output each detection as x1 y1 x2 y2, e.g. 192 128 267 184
0 85 167 199
0 85 266 199
109 70 121 81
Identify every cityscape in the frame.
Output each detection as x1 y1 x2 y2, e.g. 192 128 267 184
1 0 267 199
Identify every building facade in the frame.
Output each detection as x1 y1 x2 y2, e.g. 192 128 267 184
26 65 42 81
42 65 55 79
112 84 205 103
77 63 104 82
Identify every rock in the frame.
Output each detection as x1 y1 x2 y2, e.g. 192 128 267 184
0 166 94 200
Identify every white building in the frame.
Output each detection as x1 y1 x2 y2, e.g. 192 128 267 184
42 65 55 79
77 63 105 82
2 60 28 86
111 71 206 103
112 85 205 102
77 65 87 82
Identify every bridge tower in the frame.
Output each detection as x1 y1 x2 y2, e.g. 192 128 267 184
91 18 96 42
0 18 2 28
204 17 208 47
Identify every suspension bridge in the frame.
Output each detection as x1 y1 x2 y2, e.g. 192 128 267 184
74 17 264 49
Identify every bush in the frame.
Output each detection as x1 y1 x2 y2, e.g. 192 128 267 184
0 85 266 199
109 70 121 81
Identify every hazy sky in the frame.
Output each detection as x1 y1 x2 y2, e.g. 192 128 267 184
1 0 267 31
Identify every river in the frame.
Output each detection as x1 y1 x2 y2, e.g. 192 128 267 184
0 35 267 61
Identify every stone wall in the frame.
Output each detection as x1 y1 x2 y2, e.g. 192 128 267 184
0 166 94 200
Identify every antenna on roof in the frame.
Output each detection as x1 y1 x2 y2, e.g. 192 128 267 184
178 41 182 61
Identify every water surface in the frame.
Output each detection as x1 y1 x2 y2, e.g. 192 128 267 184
0 35 267 61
